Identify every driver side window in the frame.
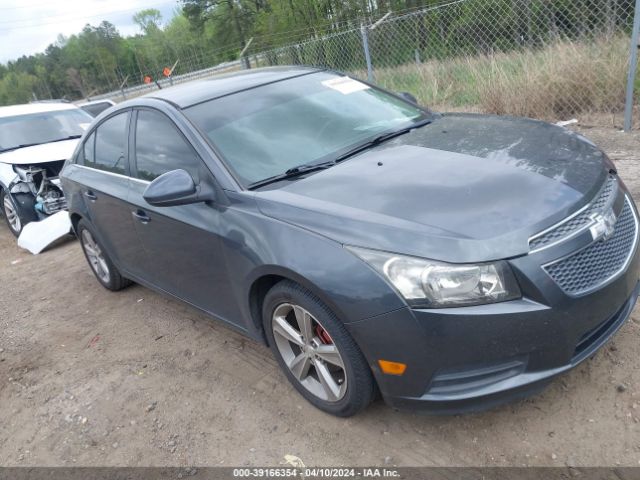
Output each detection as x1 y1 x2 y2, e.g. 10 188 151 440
134 109 202 183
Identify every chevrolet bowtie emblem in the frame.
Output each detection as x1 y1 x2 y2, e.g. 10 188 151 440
590 208 617 242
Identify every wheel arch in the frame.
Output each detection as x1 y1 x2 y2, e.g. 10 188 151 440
0 162 17 192
246 265 351 344
70 212 83 235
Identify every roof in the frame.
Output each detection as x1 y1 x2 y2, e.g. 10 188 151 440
0 102 80 118
146 66 322 108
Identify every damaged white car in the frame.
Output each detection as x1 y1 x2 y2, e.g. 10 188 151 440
0 102 92 243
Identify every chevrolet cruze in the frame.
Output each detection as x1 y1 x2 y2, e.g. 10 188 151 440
60 67 640 417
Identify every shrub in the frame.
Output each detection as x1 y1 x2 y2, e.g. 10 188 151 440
368 36 631 120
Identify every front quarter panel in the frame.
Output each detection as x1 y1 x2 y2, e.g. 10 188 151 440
0 162 18 190
220 191 407 335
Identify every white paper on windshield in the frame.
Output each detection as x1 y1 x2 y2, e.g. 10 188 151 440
322 77 370 95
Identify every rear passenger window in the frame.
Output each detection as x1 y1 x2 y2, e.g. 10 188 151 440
134 110 201 182
87 112 128 175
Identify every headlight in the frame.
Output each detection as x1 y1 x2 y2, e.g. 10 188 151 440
346 246 521 308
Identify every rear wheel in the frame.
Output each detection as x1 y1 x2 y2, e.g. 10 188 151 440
77 220 131 291
263 280 375 417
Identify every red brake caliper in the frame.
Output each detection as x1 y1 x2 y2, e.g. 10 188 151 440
315 325 333 344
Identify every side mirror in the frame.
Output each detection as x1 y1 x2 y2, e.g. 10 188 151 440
143 169 212 207
398 92 418 104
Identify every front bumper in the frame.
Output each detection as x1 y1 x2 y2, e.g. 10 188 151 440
346 201 640 414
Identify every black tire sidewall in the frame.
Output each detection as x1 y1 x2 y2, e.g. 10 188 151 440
263 280 375 417
77 220 118 290
1 190 24 237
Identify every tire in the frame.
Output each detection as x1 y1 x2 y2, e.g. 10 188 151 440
263 280 376 417
1 190 37 237
77 219 132 291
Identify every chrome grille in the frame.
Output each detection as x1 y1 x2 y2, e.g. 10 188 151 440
529 175 618 252
544 197 638 295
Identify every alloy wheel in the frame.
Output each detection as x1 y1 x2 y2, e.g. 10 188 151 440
81 229 110 283
271 303 347 402
3 195 21 233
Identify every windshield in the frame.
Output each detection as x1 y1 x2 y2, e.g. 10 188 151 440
0 108 92 152
185 72 429 186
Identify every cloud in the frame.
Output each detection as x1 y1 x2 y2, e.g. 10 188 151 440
0 0 179 63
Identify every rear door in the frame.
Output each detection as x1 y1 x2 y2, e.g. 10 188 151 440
126 108 236 321
74 110 146 276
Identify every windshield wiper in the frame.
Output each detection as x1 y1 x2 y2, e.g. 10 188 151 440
248 161 335 190
333 117 433 164
49 134 82 142
247 117 432 190
0 135 83 154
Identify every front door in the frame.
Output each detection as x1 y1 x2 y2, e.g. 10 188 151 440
126 108 238 324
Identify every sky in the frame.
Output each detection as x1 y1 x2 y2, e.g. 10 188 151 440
0 0 180 63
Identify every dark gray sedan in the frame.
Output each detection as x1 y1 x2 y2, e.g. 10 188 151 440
60 67 640 417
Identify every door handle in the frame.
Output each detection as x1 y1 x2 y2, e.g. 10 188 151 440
132 210 151 224
84 191 97 201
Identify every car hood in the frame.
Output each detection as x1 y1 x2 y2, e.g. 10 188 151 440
0 139 79 165
255 113 611 263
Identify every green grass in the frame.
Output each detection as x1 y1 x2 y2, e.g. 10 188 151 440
359 36 631 119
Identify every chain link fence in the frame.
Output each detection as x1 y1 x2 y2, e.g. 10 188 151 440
95 0 639 128
244 0 638 126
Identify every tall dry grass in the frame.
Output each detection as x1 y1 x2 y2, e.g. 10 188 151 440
370 36 631 120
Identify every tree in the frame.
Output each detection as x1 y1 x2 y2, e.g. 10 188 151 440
0 72 39 104
182 0 259 49
133 9 163 34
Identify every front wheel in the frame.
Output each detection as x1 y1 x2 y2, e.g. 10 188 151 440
263 280 376 417
1 190 37 237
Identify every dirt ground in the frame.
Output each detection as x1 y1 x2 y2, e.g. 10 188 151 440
0 124 639 468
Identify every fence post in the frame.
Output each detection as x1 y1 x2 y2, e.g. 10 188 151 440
119 75 129 101
239 38 254 70
361 24 374 82
624 0 640 132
